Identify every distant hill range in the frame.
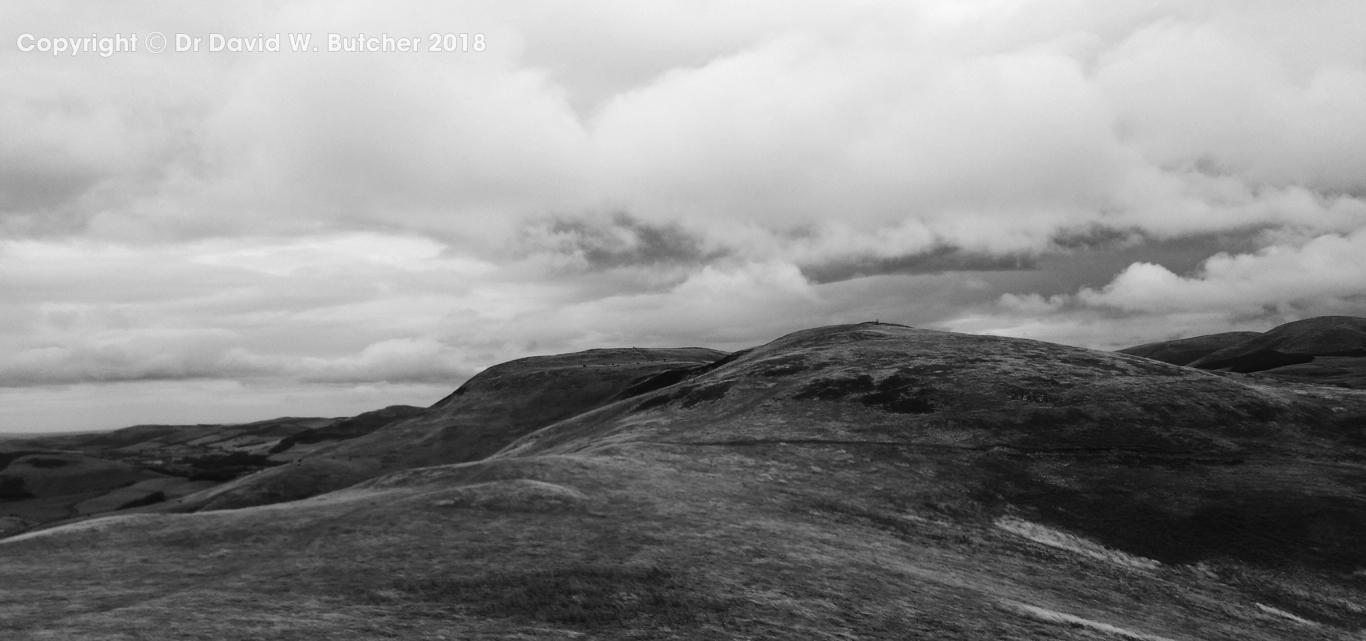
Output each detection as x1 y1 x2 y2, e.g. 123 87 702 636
4 319 1366 638
1 348 723 528
0 407 423 531
1119 316 1366 387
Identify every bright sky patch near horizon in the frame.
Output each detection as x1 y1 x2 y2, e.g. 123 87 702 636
2 0 1365 432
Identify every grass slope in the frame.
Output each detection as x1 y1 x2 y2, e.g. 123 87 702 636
1118 331 1262 366
1124 317 1366 387
1189 316 1366 372
3 323 1365 639
0 410 425 532
505 323 1366 571
173 347 727 511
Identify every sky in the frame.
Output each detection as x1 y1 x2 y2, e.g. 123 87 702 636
2 0 1365 432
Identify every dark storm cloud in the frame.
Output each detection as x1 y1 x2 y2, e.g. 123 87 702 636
520 213 721 270
1033 230 1267 294
801 246 1037 284
1047 226 1138 252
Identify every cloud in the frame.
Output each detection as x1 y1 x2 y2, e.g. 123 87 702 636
298 337 477 384
0 331 273 386
998 292 1067 316
801 246 1037 284
0 233 498 389
517 213 717 271
7 0 1366 253
3 0 1366 429
956 228 1366 350
588 30 1126 252
1079 228 1366 314
1097 5 1366 194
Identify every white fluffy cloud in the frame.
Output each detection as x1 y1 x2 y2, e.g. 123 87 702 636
1080 228 1366 313
959 227 1366 350
3 0 1366 429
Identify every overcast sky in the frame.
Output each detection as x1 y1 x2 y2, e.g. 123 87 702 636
2 0 1365 432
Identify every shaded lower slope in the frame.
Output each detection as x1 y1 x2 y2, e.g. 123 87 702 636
1118 331 1262 366
267 405 425 456
179 347 726 510
1254 356 1366 389
5 440 1365 639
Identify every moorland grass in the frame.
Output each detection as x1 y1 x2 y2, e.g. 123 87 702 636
387 564 738 628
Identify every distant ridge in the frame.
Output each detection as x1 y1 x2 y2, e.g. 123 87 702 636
1118 315 1366 387
172 346 727 511
1188 316 1366 370
1117 331 1261 366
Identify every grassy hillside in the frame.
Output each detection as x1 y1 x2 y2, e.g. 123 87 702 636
1118 331 1262 366
3 323 1365 639
1121 317 1366 388
173 347 727 511
0 409 423 531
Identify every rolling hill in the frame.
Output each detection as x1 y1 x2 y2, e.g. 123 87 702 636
1189 317 1366 367
1117 331 1262 366
1120 316 1366 388
0 408 423 530
3 322 1366 640
170 347 726 511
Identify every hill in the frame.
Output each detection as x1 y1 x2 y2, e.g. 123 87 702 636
1117 331 1262 366
267 405 427 459
172 347 726 511
1188 316 1366 374
505 323 1366 570
0 408 423 531
1121 316 1366 388
3 323 1365 640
